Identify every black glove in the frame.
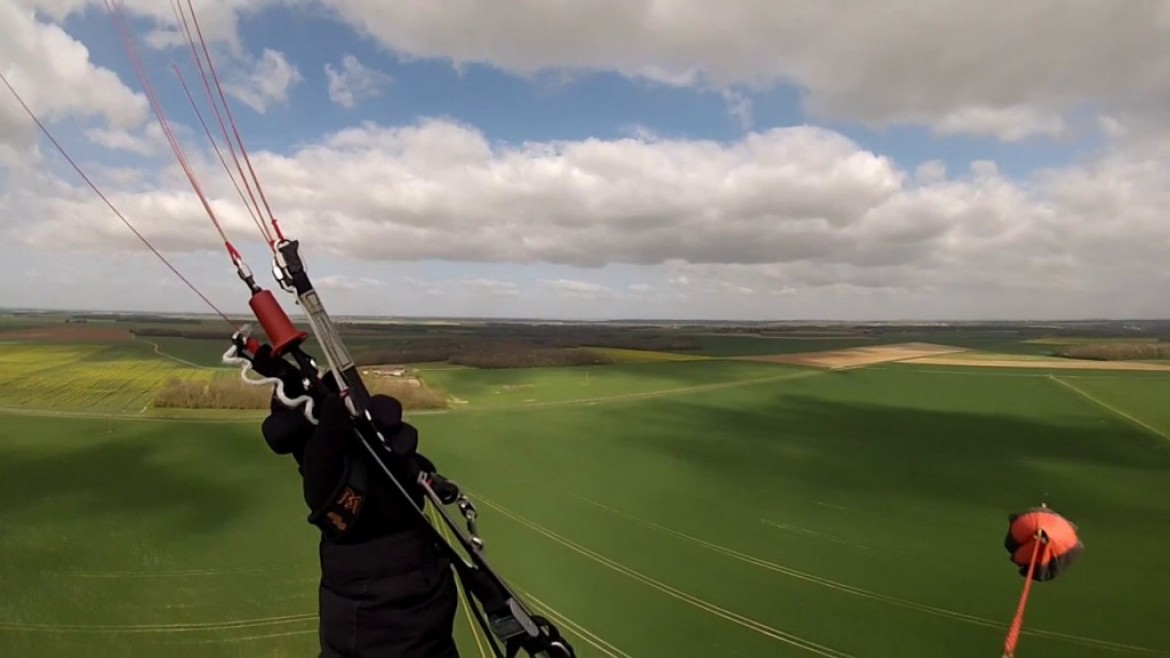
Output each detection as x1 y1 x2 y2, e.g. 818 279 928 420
262 390 451 533
261 403 315 459
251 344 310 401
302 394 352 513
427 472 461 505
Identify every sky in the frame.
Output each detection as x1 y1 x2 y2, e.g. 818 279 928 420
2 0 1170 321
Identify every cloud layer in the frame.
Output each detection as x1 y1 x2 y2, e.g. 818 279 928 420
1 2 148 151
5 1 1170 319
320 0 1170 138
326 54 393 109
6 116 1170 317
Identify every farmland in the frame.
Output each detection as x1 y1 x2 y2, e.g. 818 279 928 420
1 315 1169 657
0 341 216 413
420 359 808 410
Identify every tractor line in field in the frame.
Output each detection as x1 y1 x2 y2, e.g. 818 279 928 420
566 493 1170 656
1047 375 1170 442
428 506 492 658
132 336 221 370
474 494 854 658
0 613 318 634
515 589 633 658
180 628 317 643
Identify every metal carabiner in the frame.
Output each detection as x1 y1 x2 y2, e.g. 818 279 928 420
457 495 484 551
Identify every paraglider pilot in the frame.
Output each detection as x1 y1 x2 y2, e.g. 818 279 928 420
257 347 461 657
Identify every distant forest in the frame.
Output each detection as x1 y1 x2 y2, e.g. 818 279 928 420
129 321 703 368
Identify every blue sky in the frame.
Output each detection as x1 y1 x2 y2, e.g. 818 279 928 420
59 3 1098 175
2 1 1168 320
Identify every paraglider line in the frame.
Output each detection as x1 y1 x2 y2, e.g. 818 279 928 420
1002 534 1048 657
0 71 235 328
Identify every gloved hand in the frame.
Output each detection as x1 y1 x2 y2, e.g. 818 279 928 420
261 390 449 515
261 390 423 461
301 394 352 512
250 344 310 401
261 401 315 459
426 472 461 505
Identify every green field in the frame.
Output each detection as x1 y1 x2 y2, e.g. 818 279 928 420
2 329 1170 657
678 331 1045 357
583 347 713 363
680 334 882 356
135 336 237 369
420 360 808 409
0 341 215 413
1023 337 1164 346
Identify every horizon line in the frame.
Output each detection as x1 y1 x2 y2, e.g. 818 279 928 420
3 306 1168 325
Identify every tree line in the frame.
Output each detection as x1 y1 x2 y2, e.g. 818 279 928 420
1056 341 1170 361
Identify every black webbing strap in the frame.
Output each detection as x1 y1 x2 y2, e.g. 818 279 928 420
306 455 368 538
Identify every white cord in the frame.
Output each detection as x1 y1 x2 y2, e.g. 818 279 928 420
221 344 318 425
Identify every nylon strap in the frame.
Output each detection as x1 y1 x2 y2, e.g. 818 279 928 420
307 456 368 538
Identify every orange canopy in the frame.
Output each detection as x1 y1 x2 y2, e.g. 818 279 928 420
1004 506 1083 581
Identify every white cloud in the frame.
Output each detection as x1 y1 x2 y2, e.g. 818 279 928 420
83 123 168 156
18 0 274 52
315 274 386 291
8 2 1170 319
317 0 1170 140
224 49 302 113
464 277 521 297
931 105 1066 142
2 0 299 161
17 1 1167 144
543 279 611 299
720 88 753 131
10 116 1170 317
0 2 148 151
1098 115 1127 140
915 160 947 185
366 275 523 305
326 54 393 109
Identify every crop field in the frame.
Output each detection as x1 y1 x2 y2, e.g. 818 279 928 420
678 331 1039 357
734 342 968 369
420 359 809 409
0 341 215 413
681 334 883 356
583 347 713 363
135 336 236 369
2 327 1170 657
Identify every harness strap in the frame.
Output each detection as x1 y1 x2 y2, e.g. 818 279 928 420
307 456 368 538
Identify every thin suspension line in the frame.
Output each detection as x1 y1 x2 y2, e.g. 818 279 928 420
171 0 273 248
104 0 240 262
183 0 285 242
173 63 273 247
0 71 237 328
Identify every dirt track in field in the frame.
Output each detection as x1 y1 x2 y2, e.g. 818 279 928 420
734 342 968 369
904 356 1170 371
0 326 133 342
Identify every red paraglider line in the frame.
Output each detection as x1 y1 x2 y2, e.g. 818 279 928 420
103 0 239 265
183 0 285 243
1002 535 1048 658
0 72 238 329
171 0 273 249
